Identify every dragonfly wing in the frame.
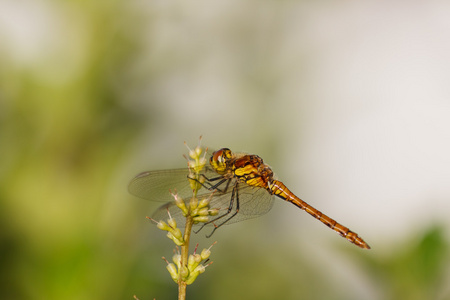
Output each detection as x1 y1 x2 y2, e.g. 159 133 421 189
128 167 222 202
151 185 274 228
212 186 274 225
128 168 192 202
237 186 275 216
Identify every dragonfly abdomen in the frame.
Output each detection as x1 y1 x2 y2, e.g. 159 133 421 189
269 180 371 249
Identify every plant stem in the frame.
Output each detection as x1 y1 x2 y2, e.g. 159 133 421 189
178 210 194 300
178 145 203 300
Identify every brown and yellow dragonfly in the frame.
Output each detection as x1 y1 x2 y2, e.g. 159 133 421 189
129 148 370 249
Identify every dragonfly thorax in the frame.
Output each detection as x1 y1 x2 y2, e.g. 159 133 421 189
232 154 275 189
210 148 275 189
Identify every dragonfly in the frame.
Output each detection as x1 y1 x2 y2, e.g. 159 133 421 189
129 148 370 249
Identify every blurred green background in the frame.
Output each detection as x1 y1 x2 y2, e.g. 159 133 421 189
1 0 450 299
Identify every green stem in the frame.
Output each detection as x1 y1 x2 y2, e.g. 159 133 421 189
178 155 202 300
178 204 195 300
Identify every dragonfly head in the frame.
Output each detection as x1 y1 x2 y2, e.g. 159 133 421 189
210 148 233 174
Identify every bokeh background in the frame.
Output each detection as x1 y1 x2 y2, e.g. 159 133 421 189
1 0 450 299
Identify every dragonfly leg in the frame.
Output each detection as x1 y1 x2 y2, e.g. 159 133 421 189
189 174 232 194
192 186 234 234
206 186 241 237
198 174 225 182
193 183 240 236
209 177 232 193
195 183 241 237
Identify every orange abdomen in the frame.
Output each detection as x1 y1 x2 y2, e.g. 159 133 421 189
269 180 370 249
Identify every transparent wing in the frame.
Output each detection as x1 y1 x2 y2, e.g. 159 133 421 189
128 168 192 202
128 166 221 202
152 183 275 228
130 163 275 229
237 186 275 217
